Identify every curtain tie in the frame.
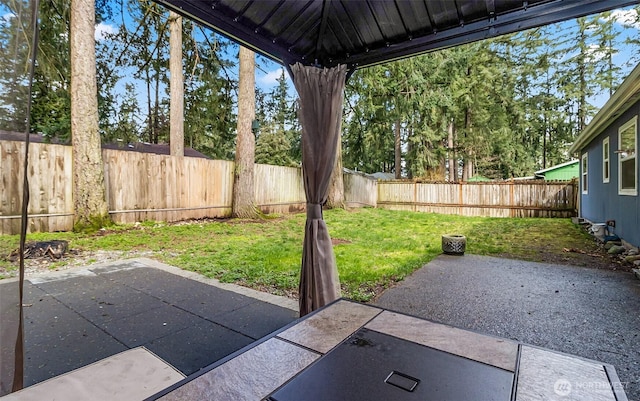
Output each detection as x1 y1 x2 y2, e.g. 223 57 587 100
306 203 323 220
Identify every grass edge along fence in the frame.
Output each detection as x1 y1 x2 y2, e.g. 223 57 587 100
1 139 576 234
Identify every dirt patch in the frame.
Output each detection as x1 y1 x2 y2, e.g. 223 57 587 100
1 249 158 278
331 238 352 245
497 242 630 272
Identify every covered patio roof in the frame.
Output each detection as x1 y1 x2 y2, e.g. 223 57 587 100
154 0 638 71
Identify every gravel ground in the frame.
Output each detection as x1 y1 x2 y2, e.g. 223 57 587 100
374 254 640 400
6 249 159 278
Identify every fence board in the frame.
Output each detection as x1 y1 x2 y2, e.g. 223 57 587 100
1 139 577 235
254 164 305 214
0 141 74 234
378 180 577 218
105 150 234 224
344 173 376 208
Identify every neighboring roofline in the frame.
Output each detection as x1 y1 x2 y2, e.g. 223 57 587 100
0 132 210 159
569 62 640 154
534 159 579 175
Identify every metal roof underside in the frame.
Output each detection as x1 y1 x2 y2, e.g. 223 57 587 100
155 0 639 71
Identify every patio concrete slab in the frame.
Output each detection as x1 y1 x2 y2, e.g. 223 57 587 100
158 338 320 401
144 319 254 376
213 301 304 340
374 254 640 399
277 300 382 354
23 286 129 385
517 345 616 401
103 267 256 312
3 347 184 401
3 258 298 388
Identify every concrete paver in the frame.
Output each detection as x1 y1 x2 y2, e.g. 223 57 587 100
4 258 299 386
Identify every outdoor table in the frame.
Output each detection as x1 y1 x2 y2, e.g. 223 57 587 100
147 299 628 401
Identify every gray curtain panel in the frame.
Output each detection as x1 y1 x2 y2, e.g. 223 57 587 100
0 282 22 395
0 0 39 394
291 63 346 316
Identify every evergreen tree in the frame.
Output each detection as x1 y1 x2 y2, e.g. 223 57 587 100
255 69 299 166
182 24 236 159
70 0 110 230
0 0 32 132
232 46 258 218
30 0 71 141
107 83 142 144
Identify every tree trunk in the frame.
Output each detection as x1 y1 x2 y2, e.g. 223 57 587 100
394 119 402 179
232 46 258 218
465 159 474 179
462 107 472 181
577 22 587 133
543 124 548 169
169 11 184 156
326 138 345 209
146 70 152 143
70 0 110 230
447 119 455 182
406 126 413 179
153 70 160 144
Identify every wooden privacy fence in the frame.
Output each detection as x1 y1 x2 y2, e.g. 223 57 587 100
0 140 376 234
254 164 306 215
1 141 72 235
377 180 577 218
1 139 575 235
344 173 377 208
103 149 234 224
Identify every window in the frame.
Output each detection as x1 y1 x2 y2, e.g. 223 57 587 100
618 116 637 196
603 137 610 183
582 153 588 194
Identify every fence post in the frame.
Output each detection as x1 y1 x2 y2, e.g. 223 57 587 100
458 181 463 216
509 180 514 218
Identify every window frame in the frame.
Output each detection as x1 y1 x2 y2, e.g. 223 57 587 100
618 116 637 196
581 152 588 194
602 137 610 183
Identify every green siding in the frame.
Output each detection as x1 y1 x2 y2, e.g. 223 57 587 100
467 175 491 182
543 163 579 180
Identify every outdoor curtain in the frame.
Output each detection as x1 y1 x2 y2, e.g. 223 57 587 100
291 63 346 316
0 0 39 395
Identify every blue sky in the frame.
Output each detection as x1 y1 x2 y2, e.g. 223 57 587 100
94 3 640 110
2 2 639 110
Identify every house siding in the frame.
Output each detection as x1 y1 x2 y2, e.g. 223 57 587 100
544 164 579 181
579 102 640 246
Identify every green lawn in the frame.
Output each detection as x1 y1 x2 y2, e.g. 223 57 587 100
0 208 599 301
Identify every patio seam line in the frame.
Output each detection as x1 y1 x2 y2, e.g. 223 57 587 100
510 343 522 401
603 364 630 401
100 301 257 345
99 257 299 311
95 269 268 340
37 273 261 344
269 336 324 356
28 270 258 355
28 282 132 350
24 257 297 311
133 299 262 341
